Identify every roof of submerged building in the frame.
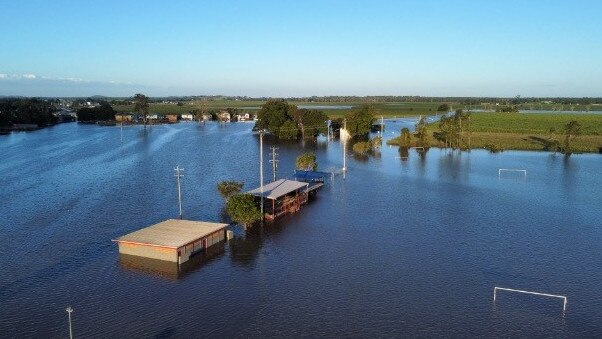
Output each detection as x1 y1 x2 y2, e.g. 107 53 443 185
247 179 309 200
113 219 229 249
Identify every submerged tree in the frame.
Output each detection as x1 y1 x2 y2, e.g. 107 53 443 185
255 99 296 135
415 116 430 148
226 193 262 227
352 141 371 155
278 120 299 140
435 109 471 149
133 93 149 128
562 120 582 155
291 109 328 139
345 104 375 138
217 181 244 200
400 127 412 147
295 152 318 171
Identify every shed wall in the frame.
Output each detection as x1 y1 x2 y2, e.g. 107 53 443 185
118 243 178 262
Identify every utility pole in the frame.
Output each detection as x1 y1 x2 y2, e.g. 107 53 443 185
259 130 264 219
174 165 184 219
381 116 384 145
269 146 278 182
66 307 73 339
342 119 347 179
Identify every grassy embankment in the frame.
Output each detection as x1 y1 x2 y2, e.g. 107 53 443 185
387 112 602 153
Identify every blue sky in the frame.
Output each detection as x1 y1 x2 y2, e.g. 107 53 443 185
1 0 601 97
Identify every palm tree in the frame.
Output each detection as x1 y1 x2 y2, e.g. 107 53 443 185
133 93 149 128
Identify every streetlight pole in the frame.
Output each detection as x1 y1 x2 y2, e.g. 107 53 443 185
342 119 347 179
381 116 384 145
259 130 264 219
66 306 73 339
174 165 184 219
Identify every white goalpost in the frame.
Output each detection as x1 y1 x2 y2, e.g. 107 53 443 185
498 168 527 179
493 287 567 312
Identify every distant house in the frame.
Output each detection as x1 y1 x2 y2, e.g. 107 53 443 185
166 114 179 123
181 114 193 121
217 111 231 122
148 114 159 121
202 113 212 121
233 113 252 122
115 113 133 122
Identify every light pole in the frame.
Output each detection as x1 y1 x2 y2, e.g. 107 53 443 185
342 119 347 179
259 130 264 219
66 306 73 339
174 165 184 219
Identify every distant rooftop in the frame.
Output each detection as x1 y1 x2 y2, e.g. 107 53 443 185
113 219 228 248
247 179 308 200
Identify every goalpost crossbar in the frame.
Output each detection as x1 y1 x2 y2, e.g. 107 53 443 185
493 287 567 312
498 168 527 178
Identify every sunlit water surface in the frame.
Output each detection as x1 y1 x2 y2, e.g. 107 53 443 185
1 122 601 338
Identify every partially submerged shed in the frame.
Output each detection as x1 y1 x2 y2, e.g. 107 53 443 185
247 179 309 220
113 219 228 264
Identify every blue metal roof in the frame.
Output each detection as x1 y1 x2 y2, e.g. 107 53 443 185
293 170 329 183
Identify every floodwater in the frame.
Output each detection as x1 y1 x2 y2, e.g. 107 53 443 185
469 109 602 115
1 122 601 338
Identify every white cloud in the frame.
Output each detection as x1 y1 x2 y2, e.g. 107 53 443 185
22 74 37 79
0 73 7 79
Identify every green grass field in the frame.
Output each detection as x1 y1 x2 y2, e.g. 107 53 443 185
469 112 602 135
387 112 602 153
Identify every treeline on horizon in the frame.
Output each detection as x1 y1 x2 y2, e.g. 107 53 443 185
0 98 57 128
2 95 602 105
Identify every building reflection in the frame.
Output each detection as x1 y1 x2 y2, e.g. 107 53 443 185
119 242 225 280
228 221 286 267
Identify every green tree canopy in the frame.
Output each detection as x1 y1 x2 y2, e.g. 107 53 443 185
295 152 318 170
254 100 327 140
415 116 430 148
345 104 375 138
279 120 299 140
226 193 262 227
400 127 412 147
76 102 115 122
255 99 296 136
352 141 371 155
292 109 328 139
133 93 149 127
0 98 57 127
437 104 450 112
217 181 244 200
